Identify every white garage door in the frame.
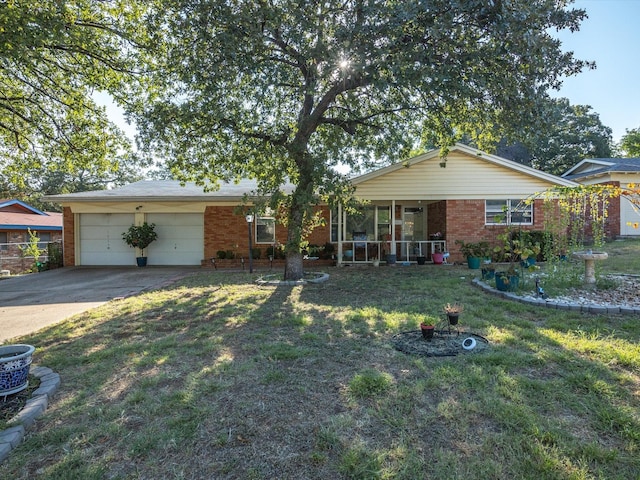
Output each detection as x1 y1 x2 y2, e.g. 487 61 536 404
145 213 204 265
79 213 135 265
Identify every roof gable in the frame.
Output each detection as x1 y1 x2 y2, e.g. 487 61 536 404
351 144 576 200
562 158 640 181
0 199 47 215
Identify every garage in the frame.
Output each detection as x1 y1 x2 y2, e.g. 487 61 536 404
79 213 134 265
145 213 204 265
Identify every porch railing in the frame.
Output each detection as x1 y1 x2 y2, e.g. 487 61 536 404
341 240 447 263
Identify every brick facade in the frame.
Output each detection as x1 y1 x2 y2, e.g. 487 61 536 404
444 199 547 263
203 205 332 263
0 230 63 274
62 207 75 267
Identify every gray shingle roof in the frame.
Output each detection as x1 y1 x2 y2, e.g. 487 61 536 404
42 179 295 202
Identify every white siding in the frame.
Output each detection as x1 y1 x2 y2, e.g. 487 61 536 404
354 152 558 200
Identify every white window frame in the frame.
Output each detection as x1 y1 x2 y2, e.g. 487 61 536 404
485 199 533 225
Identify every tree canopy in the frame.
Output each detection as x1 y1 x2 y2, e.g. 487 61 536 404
620 127 640 157
0 0 149 199
496 98 613 175
135 0 590 279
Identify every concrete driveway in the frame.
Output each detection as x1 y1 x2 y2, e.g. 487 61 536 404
0 267 199 343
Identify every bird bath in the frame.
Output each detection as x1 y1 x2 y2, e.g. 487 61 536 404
572 251 608 285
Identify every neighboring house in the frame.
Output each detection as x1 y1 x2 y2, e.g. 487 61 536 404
562 158 640 237
43 144 577 267
0 199 63 273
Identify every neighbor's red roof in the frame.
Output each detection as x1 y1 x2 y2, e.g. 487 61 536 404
0 200 62 230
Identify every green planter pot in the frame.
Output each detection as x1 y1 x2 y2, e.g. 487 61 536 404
466 256 481 269
481 267 495 280
495 272 519 292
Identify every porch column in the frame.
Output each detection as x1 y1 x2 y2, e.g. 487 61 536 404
337 203 343 265
390 200 396 255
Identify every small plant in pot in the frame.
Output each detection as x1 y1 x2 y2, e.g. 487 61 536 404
455 240 490 269
122 222 158 267
443 302 463 325
419 320 435 340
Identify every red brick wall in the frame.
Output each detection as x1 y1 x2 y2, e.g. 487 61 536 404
203 205 331 261
444 199 547 263
0 229 63 273
427 201 446 237
63 207 75 266
602 181 620 239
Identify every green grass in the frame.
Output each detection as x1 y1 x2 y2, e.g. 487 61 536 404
1 240 639 479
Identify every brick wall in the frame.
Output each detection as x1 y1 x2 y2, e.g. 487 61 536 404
203 205 332 261
427 201 446 237
0 230 63 274
63 207 75 266
444 199 547 263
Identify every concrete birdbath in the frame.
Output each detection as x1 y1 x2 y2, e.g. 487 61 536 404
572 251 608 285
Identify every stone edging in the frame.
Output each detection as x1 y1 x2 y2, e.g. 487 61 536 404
472 278 640 315
255 272 330 286
0 365 60 463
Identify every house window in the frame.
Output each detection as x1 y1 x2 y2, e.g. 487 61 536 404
485 200 532 225
36 232 51 249
0 232 7 250
256 216 276 243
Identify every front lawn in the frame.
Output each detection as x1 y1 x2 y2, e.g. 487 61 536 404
1 240 639 479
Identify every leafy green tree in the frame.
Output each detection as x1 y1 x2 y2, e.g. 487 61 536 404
136 0 590 280
496 98 613 175
0 1 149 192
620 127 640 157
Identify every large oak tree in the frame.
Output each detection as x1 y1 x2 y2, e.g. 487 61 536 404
0 0 149 198
136 0 590 280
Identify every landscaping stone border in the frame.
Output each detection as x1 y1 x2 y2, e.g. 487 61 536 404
0 365 60 463
472 278 640 315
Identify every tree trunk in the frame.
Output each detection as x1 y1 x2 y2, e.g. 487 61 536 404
285 251 304 281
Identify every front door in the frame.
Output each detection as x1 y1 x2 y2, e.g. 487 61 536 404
402 207 424 260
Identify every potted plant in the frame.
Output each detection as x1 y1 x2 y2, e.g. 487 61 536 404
420 321 435 340
122 222 158 267
431 244 445 264
455 240 490 269
443 303 463 325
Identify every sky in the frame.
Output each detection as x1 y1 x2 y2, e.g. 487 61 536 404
101 0 640 146
552 0 640 143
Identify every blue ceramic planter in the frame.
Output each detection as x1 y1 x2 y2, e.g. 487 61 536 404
0 344 35 396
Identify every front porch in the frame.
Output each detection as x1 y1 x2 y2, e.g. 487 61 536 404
334 200 448 265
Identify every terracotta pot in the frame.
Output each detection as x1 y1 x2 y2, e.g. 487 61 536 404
420 323 435 339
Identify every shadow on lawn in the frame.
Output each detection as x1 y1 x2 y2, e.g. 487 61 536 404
3 265 639 478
